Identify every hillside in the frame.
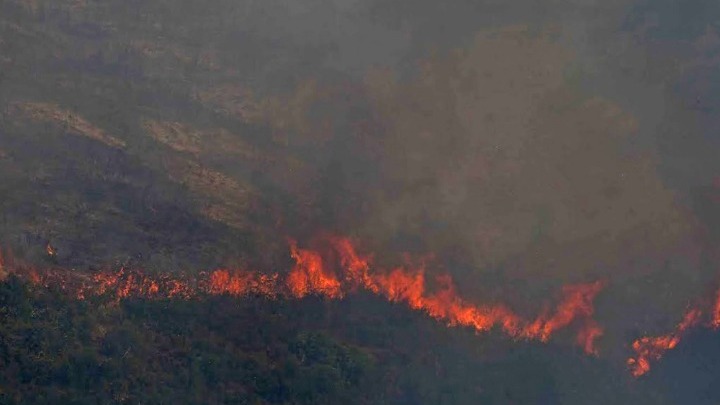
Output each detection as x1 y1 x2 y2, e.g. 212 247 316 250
3 0 720 404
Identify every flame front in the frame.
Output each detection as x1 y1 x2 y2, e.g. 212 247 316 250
13 234 720 377
287 240 343 299
1 235 605 355
625 283 720 378
711 289 720 330
627 308 703 377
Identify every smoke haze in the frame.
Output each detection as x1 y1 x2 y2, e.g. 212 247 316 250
2 0 720 402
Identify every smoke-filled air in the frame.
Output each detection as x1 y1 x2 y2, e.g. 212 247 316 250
2 0 720 403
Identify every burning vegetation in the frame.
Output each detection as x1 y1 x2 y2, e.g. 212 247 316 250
627 287 720 377
11 235 720 379
0 235 605 356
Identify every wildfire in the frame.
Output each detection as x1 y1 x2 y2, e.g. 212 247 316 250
576 320 604 356
627 308 703 378
1 235 605 354
287 240 343 299
207 269 279 297
626 282 720 378
46 243 57 258
711 289 720 330
13 233 720 377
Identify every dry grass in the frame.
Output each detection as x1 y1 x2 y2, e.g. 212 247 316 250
162 157 257 229
10 102 126 149
142 119 257 159
194 84 263 123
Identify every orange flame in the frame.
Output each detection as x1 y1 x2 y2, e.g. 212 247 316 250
331 236 604 353
627 308 703 377
522 282 606 343
207 269 279 297
330 236 378 293
35 232 720 378
0 234 604 354
576 320 603 356
208 269 254 296
287 240 343 298
711 289 720 330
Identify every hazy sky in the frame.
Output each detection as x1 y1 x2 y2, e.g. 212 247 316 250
3 1 720 401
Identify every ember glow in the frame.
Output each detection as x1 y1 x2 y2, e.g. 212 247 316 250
627 308 703 377
576 320 604 356
625 283 720 378
711 289 720 330
0 236 604 354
